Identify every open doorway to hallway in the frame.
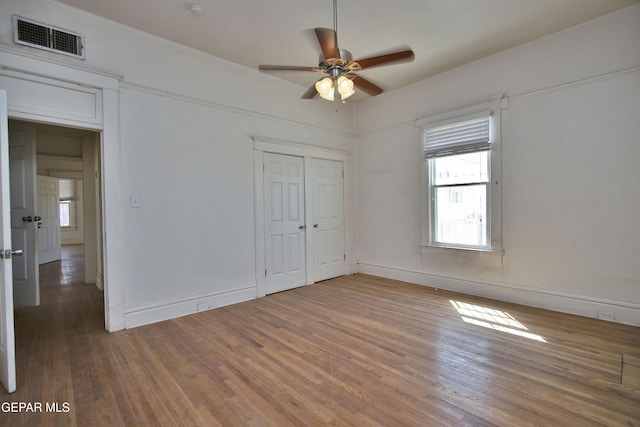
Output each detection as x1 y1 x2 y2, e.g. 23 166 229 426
7 119 106 390
8 119 104 306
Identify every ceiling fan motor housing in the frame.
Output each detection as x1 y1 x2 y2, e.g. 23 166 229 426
320 49 360 78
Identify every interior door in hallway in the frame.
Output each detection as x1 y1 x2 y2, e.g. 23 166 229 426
37 175 61 265
264 153 306 294
312 158 345 281
8 120 38 306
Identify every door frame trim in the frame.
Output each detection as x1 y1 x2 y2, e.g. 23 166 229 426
253 136 350 297
1 47 125 332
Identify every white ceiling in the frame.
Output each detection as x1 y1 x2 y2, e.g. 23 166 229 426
57 0 638 102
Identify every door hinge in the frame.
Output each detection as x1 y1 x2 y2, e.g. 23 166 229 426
344 254 346 260
265 269 267 277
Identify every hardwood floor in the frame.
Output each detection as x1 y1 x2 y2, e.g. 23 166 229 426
1 257 639 426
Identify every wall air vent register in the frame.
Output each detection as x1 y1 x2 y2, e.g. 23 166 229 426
13 16 85 59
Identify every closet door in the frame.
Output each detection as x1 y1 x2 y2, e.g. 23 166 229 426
263 153 306 294
312 158 345 281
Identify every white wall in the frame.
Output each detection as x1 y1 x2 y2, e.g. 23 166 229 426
0 0 356 328
354 5 640 325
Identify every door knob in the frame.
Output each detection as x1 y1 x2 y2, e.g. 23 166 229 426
22 216 32 222
0 249 22 259
37 222 42 229
34 216 42 221
298 225 306 230
313 224 319 228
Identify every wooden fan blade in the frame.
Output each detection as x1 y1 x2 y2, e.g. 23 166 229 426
354 49 415 70
314 27 340 59
352 74 383 96
259 65 323 72
301 84 318 99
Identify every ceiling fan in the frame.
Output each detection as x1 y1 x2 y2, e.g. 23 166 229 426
258 0 415 102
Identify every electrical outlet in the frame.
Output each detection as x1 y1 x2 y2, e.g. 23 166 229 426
197 303 209 312
597 311 615 321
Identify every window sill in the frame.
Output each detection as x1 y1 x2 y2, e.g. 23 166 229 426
420 244 504 256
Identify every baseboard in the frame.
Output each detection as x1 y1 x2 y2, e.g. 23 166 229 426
349 260 359 274
61 238 84 245
357 262 640 327
124 284 258 328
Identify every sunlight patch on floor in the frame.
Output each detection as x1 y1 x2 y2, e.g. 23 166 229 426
450 300 547 343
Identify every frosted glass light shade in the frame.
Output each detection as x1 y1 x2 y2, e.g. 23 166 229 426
315 77 334 101
337 76 355 101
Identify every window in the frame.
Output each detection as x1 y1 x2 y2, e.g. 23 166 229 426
421 107 502 251
59 179 76 229
59 200 71 227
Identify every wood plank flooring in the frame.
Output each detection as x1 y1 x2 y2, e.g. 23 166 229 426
1 252 639 425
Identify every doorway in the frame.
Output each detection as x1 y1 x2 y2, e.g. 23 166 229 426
0 57 122 392
8 119 103 311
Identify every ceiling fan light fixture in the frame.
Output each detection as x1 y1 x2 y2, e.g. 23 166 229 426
315 77 335 101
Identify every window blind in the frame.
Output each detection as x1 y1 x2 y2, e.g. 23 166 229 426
424 116 491 159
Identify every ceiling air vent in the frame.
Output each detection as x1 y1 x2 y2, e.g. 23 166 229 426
13 16 85 59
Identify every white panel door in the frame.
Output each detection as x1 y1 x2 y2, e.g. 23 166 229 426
312 158 345 281
9 121 39 306
37 175 61 265
264 153 306 294
0 91 17 393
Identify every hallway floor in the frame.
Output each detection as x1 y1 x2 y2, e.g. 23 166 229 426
39 244 87 287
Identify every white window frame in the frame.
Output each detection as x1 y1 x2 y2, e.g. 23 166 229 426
418 99 505 252
59 199 77 229
59 200 71 227
58 178 77 230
